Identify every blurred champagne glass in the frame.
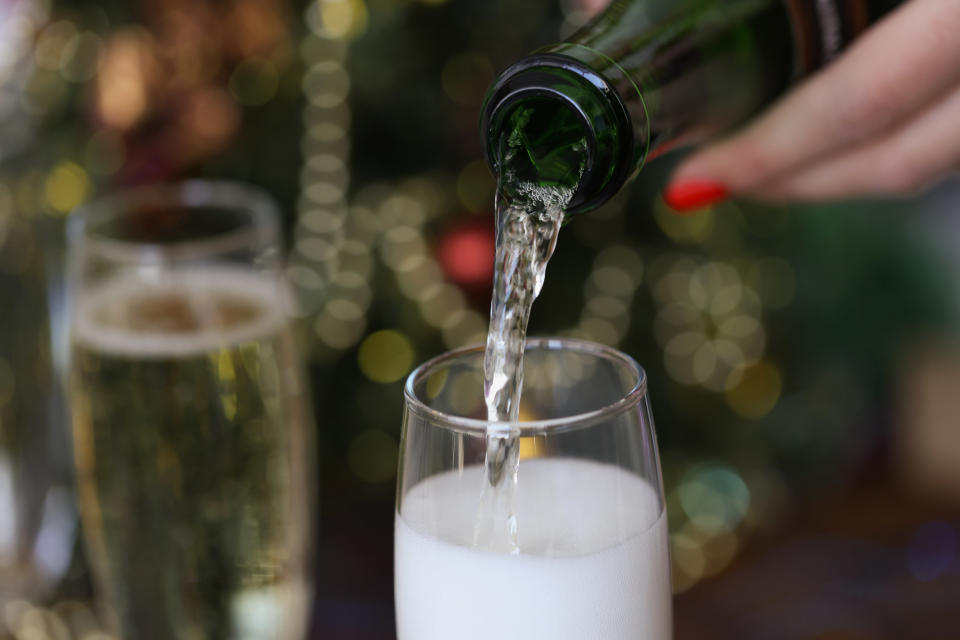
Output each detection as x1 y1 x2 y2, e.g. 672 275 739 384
65 181 315 639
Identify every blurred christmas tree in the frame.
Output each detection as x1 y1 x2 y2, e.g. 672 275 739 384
0 0 956 634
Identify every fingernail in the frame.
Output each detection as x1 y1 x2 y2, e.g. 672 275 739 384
662 180 728 213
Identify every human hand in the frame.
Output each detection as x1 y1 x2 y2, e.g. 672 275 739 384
663 0 960 212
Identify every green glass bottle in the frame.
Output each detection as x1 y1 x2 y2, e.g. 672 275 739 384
481 0 902 215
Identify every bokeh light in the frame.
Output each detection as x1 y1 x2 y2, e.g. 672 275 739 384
698 528 739 578
670 531 706 594
34 20 77 71
303 60 350 108
677 463 751 535
726 360 783 419
96 29 153 130
313 312 365 350
653 197 716 245
441 309 487 350
437 221 495 289
570 244 644 345
43 162 89 215
182 87 241 147
357 330 415 384
653 257 766 390
292 10 354 320
307 0 368 40
419 284 467 329
60 32 102 83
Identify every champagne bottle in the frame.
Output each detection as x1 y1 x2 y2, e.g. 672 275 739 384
481 0 902 215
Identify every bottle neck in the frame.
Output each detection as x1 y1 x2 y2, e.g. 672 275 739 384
480 54 647 216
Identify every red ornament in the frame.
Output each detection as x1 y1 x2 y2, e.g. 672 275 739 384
437 219 495 293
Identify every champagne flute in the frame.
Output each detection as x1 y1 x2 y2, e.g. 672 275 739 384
66 181 315 639
395 337 671 640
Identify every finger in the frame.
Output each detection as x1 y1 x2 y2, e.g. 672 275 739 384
667 0 960 196
577 0 609 16
756 80 960 201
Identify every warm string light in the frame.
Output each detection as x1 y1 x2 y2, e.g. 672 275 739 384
289 3 353 320
379 188 488 350
294 1 489 360
307 222 372 354
566 244 644 346
302 173 487 359
651 255 767 392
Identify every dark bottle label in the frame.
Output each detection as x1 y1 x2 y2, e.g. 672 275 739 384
784 0 871 76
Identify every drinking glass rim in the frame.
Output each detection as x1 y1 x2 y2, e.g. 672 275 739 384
403 337 648 436
66 180 280 263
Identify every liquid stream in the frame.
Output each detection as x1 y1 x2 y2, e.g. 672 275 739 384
475 183 571 553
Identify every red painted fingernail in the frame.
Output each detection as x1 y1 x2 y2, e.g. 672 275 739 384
662 180 728 213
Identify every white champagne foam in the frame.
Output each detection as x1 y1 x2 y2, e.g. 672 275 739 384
72 267 289 358
395 458 672 640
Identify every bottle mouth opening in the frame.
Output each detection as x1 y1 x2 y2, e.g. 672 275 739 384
483 88 598 207
480 54 635 215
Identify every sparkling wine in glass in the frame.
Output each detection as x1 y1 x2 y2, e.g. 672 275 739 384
66 181 315 639
395 337 671 640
